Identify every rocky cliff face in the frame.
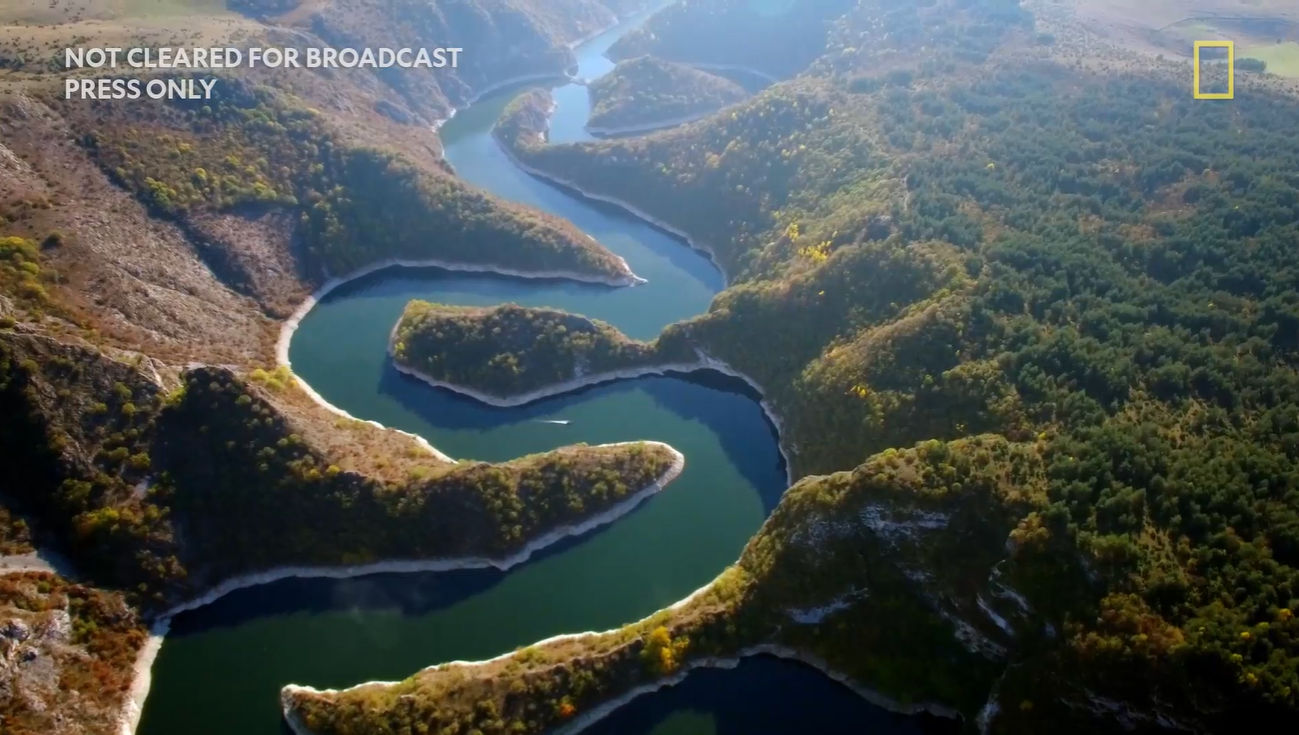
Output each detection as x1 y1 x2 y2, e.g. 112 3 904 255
0 573 147 735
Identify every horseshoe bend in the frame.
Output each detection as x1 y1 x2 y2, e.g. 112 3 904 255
3 2 1299 735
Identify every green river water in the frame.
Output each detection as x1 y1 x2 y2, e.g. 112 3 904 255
134 11 949 735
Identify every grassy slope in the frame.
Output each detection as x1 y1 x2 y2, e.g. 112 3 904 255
293 1 1299 732
4 0 638 319
587 56 749 130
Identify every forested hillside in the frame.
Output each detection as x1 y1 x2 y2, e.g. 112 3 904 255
317 0 1299 730
0 330 678 605
586 56 749 132
158 368 679 578
509 75 892 277
59 76 634 313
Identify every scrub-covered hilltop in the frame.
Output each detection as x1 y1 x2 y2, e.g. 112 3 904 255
0 572 148 735
391 301 697 401
298 0 1299 732
586 56 749 133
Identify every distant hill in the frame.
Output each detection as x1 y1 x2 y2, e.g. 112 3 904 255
608 0 857 79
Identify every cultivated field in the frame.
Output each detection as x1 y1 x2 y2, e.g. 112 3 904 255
1246 40 1299 75
1055 0 1299 77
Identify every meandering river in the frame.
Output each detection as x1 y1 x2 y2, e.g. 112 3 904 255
135 12 947 735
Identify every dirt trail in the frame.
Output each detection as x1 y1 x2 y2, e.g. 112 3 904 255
0 549 75 577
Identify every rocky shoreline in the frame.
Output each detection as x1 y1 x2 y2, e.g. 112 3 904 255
0 551 60 576
685 61 780 83
118 441 684 735
280 577 716 704
436 71 571 130
279 605 958 735
495 130 733 284
586 108 717 136
276 254 643 370
115 634 164 735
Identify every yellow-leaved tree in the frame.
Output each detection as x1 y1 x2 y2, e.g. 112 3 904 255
640 625 689 675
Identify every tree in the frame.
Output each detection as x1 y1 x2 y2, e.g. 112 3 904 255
640 625 689 675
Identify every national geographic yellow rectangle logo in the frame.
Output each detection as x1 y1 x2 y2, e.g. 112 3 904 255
1193 40 1235 100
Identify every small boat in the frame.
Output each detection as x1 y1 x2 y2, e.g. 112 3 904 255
535 419 571 425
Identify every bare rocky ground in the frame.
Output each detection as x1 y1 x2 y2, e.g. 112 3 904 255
0 549 74 576
0 89 277 366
